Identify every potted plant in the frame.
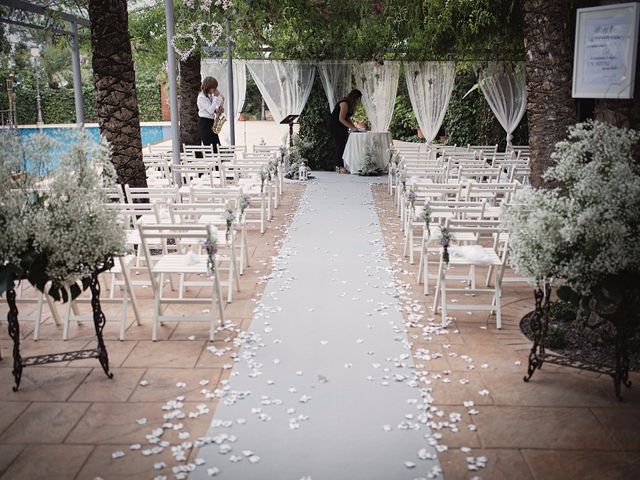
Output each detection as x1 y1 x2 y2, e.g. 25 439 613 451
502 120 640 399
0 131 126 389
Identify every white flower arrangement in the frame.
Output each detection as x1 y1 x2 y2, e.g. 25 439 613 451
501 188 569 285
0 131 125 301
171 33 197 62
359 137 381 176
502 121 640 294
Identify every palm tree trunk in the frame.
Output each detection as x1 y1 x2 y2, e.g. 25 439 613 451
179 51 202 146
88 0 147 188
523 0 578 187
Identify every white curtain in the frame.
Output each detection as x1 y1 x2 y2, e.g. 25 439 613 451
353 61 400 132
246 60 316 124
201 58 247 145
318 61 353 111
477 62 527 147
404 61 456 144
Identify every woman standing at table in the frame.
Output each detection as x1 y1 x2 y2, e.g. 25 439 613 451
328 89 362 174
197 76 224 153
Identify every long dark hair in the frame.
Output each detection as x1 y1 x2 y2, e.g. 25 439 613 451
338 89 362 116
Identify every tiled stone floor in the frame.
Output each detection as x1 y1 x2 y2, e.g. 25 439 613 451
0 178 638 480
0 184 305 480
371 184 640 480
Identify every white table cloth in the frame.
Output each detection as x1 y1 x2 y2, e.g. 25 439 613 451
343 131 392 174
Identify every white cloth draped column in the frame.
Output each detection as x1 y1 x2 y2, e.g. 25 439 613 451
353 61 400 132
404 61 456 144
246 60 315 124
201 58 247 145
477 62 527 147
318 61 353 111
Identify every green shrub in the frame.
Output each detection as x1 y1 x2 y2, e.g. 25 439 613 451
389 85 418 141
549 299 577 324
297 77 336 171
241 74 263 120
0 73 161 125
546 322 567 349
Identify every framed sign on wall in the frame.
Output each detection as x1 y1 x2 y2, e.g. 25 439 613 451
572 2 639 99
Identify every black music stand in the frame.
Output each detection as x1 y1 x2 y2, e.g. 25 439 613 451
280 114 299 149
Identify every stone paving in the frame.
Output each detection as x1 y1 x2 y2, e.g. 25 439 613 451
0 177 638 480
0 184 305 480
371 183 640 480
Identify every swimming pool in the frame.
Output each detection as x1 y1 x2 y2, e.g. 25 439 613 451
12 123 171 173
17 123 170 147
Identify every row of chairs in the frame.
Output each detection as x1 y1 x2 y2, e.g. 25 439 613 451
2 143 291 342
390 143 531 329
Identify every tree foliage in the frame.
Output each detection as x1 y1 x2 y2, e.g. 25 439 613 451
232 0 524 61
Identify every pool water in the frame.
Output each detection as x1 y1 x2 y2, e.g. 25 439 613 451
15 124 170 174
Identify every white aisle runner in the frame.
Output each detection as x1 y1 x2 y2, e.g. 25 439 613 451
192 173 440 480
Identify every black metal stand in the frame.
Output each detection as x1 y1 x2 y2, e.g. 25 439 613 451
280 114 299 149
5 267 113 392
523 283 632 401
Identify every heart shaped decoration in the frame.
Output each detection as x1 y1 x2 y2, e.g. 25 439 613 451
171 33 197 61
196 21 223 48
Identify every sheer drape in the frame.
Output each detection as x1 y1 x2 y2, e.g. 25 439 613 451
353 61 400 132
477 62 527 147
200 58 247 144
318 61 353 111
246 60 315 124
404 61 456 144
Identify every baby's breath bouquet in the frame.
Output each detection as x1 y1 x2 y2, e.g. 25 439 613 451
502 122 640 390
0 131 125 302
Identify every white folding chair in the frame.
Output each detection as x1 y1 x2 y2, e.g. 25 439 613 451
0 284 61 341
64 255 142 341
432 220 504 328
138 224 226 341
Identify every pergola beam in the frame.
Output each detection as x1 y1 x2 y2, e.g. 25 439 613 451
0 17 72 36
0 0 90 27
0 0 88 127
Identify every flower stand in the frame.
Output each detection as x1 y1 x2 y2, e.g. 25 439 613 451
5 259 114 392
522 283 633 401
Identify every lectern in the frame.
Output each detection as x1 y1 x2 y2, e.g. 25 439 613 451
280 114 299 149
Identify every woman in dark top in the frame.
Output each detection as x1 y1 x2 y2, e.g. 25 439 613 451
328 89 362 174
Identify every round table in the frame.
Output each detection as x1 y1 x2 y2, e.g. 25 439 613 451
342 131 392 175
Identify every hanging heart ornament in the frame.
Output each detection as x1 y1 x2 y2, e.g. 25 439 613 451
196 21 223 48
171 33 197 61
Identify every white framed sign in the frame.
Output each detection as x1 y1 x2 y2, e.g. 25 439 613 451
572 2 639 99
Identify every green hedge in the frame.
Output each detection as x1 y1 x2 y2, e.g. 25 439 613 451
0 74 162 125
297 77 336 171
